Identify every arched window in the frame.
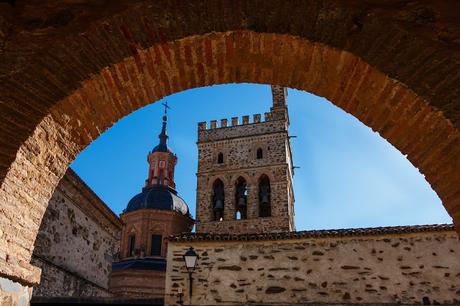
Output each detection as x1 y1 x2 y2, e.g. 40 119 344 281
128 235 136 257
259 175 271 217
235 177 248 220
236 211 242 220
217 152 224 164
256 148 263 159
212 179 225 221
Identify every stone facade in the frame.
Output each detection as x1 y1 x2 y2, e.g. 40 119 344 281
165 225 460 306
0 277 32 306
196 86 295 234
31 168 121 298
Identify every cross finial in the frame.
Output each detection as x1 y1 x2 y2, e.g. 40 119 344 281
162 101 171 116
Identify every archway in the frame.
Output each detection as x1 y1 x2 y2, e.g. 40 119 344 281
0 1 459 287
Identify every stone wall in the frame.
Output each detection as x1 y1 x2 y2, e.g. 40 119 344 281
30 257 109 298
32 169 121 298
165 225 460 305
0 277 32 306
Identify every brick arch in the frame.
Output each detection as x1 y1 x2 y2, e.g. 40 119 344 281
0 1 459 286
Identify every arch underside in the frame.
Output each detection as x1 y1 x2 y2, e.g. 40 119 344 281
0 0 459 286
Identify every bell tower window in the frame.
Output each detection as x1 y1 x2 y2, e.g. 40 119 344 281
235 177 248 220
256 148 263 159
259 175 271 217
212 179 225 221
217 152 224 164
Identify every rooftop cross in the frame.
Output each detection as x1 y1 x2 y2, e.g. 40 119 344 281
162 101 171 117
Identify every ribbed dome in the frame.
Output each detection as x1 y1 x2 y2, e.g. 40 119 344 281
151 142 172 153
125 185 190 216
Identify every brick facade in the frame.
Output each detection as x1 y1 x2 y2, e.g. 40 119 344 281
196 86 295 234
109 208 193 298
109 110 194 299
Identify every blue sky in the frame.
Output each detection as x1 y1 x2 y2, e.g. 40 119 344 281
71 84 452 230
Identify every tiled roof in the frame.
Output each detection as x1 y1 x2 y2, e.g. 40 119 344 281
168 224 455 242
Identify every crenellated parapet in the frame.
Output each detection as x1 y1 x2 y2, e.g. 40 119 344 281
197 111 287 143
197 112 275 131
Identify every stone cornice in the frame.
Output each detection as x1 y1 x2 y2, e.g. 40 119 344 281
62 168 122 231
169 224 455 242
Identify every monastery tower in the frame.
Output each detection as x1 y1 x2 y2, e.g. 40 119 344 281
195 86 295 234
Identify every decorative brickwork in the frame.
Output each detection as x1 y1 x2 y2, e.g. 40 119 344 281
196 86 294 234
108 212 193 299
0 1 459 286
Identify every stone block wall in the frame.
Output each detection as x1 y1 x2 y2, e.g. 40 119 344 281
165 225 460 305
0 277 32 306
196 110 295 234
30 257 109 298
31 169 121 298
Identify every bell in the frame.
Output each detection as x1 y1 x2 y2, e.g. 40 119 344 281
214 199 224 209
238 197 246 206
261 195 269 204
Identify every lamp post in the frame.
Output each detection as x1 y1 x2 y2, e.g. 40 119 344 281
183 247 199 303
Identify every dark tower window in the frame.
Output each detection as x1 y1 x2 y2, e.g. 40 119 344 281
128 235 136 257
235 177 248 220
259 175 271 217
151 235 162 256
212 179 225 221
256 148 263 159
217 152 224 164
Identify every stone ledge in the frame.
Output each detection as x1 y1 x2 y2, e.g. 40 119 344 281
169 224 455 242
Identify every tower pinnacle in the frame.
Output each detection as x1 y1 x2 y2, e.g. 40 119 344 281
145 102 178 189
158 102 170 148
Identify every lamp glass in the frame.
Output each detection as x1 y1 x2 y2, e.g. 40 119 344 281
183 247 198 272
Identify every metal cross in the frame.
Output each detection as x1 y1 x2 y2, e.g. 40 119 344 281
162 101 171 115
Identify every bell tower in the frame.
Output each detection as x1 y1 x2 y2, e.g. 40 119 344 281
145 102 177 190
195 86 295 234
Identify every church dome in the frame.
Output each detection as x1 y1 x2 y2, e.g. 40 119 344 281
125 185 190 216
151 142 172 153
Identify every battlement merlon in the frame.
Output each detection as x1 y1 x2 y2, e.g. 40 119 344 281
271 85 289 124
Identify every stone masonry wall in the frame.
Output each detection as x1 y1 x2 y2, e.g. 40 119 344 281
30 257 109 298
32 169 121 298
0 276 32 306
165 227 460 305
196 109 295 234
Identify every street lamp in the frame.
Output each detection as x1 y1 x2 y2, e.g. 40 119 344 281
183 247 199 302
